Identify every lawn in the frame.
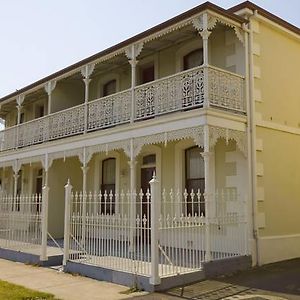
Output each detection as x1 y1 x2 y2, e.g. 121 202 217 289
0 279 59 300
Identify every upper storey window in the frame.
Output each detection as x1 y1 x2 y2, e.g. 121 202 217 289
103 79 116 97
141 64 154 84
183 49 203 70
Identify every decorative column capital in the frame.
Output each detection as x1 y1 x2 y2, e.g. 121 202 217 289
125 42 144 61
128 160 137 169
81 166 89 174
16 94 25 107
44 80 57 96
81 63 95 79
201 151 213 160
200 29 211 40
129 59 139 67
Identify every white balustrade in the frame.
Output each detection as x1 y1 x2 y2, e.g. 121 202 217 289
134 66 205 120
87 89 131 131
48 103 85 140
0 66 245 152
208 66 245 112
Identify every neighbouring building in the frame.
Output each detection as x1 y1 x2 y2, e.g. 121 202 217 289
0 1 299 291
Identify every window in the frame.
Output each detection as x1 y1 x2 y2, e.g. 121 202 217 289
141 64 154 84
35 105 44 118
103 80 116 97
142 154 156 165
183 49 203 70
185 147 205 215
101 158 116 214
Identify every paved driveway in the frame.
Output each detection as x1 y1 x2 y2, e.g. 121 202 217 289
133 258 300 300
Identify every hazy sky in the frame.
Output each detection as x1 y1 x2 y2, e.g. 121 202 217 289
0 0 299 98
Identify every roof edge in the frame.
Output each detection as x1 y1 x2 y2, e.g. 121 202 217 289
229 1 300 36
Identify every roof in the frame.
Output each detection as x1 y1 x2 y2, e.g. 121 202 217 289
229 1 300 36
0 1 246 103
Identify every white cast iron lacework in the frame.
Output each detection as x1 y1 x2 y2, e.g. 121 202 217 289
0 66 245 152
208 67 245 112
87 89 131 131
48 104 85 139
135 66 205 120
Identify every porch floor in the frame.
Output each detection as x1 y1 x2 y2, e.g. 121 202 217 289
71 255 197 277
0 238 63 256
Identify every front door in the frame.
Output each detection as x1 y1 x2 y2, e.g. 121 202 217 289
140 166 155 220
35 169 43 213
140 166 155 245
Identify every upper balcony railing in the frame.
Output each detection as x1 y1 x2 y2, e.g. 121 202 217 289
0 65 245 152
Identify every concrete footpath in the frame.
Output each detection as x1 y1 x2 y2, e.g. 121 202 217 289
0 258 147 300
0 258 300 300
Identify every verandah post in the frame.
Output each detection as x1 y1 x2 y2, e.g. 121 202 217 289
149 173 161 285
63 179 73 266
40 184 49 261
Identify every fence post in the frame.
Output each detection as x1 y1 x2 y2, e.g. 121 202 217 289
40 185 49 261
63 179 73 266
149 173 161 285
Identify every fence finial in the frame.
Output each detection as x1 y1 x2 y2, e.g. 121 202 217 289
150 171 157 182
65 178 72 188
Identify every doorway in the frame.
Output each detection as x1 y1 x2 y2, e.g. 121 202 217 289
140 154 156 242
35 169 43 213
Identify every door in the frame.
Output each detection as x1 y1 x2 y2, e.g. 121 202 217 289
141 166 155 219
35 169 43 213
185 147 205 216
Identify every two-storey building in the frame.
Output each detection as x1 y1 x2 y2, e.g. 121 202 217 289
0 1 299 291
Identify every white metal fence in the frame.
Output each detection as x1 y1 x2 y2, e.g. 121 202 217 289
64 178 248 283
0 194 43 252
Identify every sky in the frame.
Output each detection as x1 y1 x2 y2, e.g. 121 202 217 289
0 0 299 98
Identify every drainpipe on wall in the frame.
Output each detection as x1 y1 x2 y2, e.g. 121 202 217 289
245 10 260 266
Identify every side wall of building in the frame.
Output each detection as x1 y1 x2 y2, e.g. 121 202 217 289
251 17 300 264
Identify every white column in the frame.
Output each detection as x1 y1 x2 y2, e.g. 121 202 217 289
40 184 49 261
41 153 50 261
125 43 143 123
15 95 25 149
129 139 137 252
200 13 211 108
13 172 18 199
2 167 5 193
44 81 56 115
202 125 212 262
16 104 22 125
63 179 73 266
83 78 90 133
149 173 161 285
80 147 89 247
81 64 95 133
129 57 138 122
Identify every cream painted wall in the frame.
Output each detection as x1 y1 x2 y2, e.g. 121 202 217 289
254 22 300 128
51 80 84 113
251 19 300 263
256 127 300 236
48 156 82 238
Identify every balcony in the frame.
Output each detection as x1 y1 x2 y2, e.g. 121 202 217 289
0 65 245 152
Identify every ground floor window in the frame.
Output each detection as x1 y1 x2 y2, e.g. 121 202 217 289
101 158 116 214
185 146 205 216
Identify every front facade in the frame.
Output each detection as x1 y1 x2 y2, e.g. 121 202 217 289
0 1 299 290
